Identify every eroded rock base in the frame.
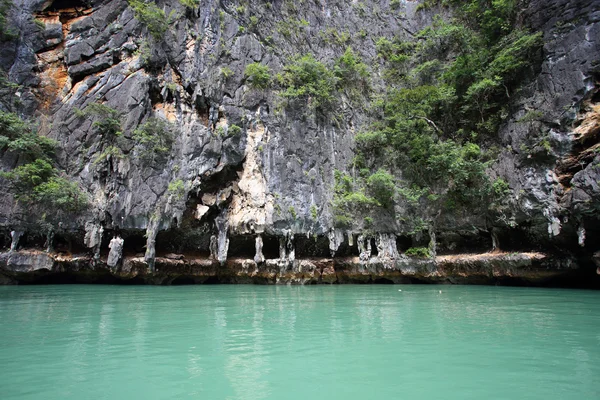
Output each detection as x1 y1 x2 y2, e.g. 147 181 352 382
0 250 594 288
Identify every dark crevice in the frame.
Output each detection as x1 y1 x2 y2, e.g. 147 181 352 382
261 234 280 259
295 235 330 258
228 235 255 258
46 0 90 12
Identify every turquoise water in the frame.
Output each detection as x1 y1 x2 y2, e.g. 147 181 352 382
0 285 599 400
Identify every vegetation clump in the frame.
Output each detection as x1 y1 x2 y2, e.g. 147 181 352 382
128 0 174 39
0 0 15 41
278 54 339 110
133 117 174 163
245 63 271 89
405 247 431 258
334 0 539 228
0 113 87 215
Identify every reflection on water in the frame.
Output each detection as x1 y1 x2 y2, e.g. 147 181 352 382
0 285 599 399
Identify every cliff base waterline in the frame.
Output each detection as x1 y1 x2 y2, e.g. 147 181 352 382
0 250 594 287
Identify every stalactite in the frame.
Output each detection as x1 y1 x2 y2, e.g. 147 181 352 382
358 234 371 261
328 229 343 257
215 209 229 265
254 234 265 264
45 229 54 253
209 235 218 260
279 236 287 261
491 228 500 252
287 233 295 262
376 233 398 260
84 222 103 260
10 230 23 252
107 236 124 269
577 223 586 247
144 218 159 271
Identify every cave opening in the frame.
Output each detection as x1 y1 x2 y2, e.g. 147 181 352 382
52 232 88 255
119 231 147 257
373 278 394 284
228 235 256 258
395 235 412 253
370 238 378 257
295 235 330 258
262 234 280 259
334 237 359 257
435 231 491 255
170 276 196 285
155 229 211 257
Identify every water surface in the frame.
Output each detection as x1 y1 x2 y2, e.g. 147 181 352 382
1 285 599 399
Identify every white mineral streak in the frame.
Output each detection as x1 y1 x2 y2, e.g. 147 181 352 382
227 119 272 234
577 224 586 247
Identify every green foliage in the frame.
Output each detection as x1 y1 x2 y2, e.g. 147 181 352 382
405 247 431 258
92 145 124 166
220 66 234 79
167 179 186 199
517 110 543 123
492 178 510 197
249 15 259 30
33 18 45 31
0 111 57 161
33 176 87 212
279 54 338 110
0 0 14 41
334 47 370 91
133 117 174 163
343 0 543 225
332 170 379 227
179 0 198 8
1 159 87 213
366 169 395 208
2 158 54 194
228 124 242 136
288 206 297 219
276 18 309 39
128 0 173 39
310 205 318 220
77 103 122 137
319 28 350 46
245 62 271 89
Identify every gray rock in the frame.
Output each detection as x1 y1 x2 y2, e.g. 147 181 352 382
107 236 124 268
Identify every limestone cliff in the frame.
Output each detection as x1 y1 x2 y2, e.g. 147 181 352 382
0 0 599 286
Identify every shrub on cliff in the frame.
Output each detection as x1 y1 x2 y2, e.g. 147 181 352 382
339 0 542 228
0 0 15 41
0 111 57 161
278 54 339 111
133 117 174 163
1 159 87 213
245 62 271 89
76 103 122 137
128 0 174 39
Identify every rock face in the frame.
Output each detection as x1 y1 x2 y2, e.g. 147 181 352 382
0 0 599 286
